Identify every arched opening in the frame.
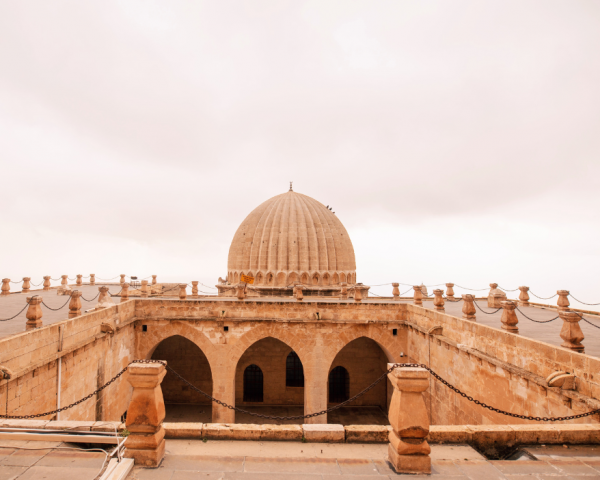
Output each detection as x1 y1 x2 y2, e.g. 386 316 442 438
243 365 263 402
322 273 330 286
312 273 319 286
151 335 212 423
327 337 391 425
256 272 263 285
340 273 346 283
301 272 309 284
235 337 304 423
233 272 239 284
332 273 339 284
266 273 274 286
276 272 286 287
288 272 298 285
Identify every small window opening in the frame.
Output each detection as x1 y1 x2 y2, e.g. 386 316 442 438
142 325 147 332
329 366 349 403
224 326 229 332
286 351 304 387
392 328 397 336
243 364 263 402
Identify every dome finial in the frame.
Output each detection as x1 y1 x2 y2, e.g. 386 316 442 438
289 181 293 192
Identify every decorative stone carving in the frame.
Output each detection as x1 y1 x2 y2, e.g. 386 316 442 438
25 296 43 330
191 281 199 297
76 275 82 286
488 283 507 308
559 311 584 353
1 279 9 296
90 274 95 286
236 284 246 301
101 322 115 334
354 285 364 302
121 283 130 302
294 284 304 302
340 283 348 300
141 280 149 298
445 283 455 301
96 286 114 309
432 290 445 312
500 301 518 333
22 277 31 294
557 290 570 311
178 284 187 300
462 294 476 320
387 365 431 474
58 275 72 296
392 283 400 301
120 274 126 285
125 361 167 467
518 286 530 307
152 275 157 285
43 276 51 291
546 371 576 390
413 286 423 306
68 291 82 318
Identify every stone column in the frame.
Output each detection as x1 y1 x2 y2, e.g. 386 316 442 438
43 276 51 291
304 361 329 425
433 289 445 312
22 277 31 294
462 294 476 320
121 283 130 302
211 364 236 423
125 361 167 467
191 281 199 297
90 274 96 286
1 279 9 296
69 291 82 318
445 283 455 301
387 365 431 474
354 285 363 302
559 311 584 353
392 283 400 301
413 286 423 306
340 283 348 300
500 300 518 333
120 274 126 285
557 290 570 311
76 275 82 286
141 280 149 298
236 284 246 301
518 286 530 307
294 284 304 301
152 275 157 285
25 296 43 330
178 284 187 300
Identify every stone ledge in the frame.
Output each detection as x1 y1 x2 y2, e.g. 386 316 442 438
202 423 302 441
164 422 203 438
345 425 391 443
302 424 345 443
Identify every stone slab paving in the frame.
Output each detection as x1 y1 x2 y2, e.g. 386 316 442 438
126 441 600 480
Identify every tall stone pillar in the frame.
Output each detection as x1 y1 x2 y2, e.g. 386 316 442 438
152 275 157 285
304 362 328 425
211 363 236 423
432 289 445 312
559 311 584 353
557 290 570 311
25 296 43 330
141 280 149 298
76 275 82 286
120 274 126 285
191 281 199 297
121 283 130 302
518 286 530 307
392 283 400 301
462 294 476 320
387 365 431 474
500 300 518 333
90 274 96 286
125 361 167 467
445 283 455 301
69 291 82 318
178 284 187 300
413 286 423 306
43 276 51 291
1 279 10 296
22 277 31 294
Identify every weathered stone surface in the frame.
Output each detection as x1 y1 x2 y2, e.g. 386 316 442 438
344 425 390 443
303 424 345 443
203 423 302 441
25 296 43 330
164 422 203 438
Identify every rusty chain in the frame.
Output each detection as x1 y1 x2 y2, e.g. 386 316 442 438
515 306 559 323
473 302 502 315
0 298 34 322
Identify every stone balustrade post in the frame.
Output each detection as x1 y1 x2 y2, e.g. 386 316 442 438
58 275 71 295
445 283 455 301
25 296 43 330
96 286 114 309
518 286 530 307
121 283 130 302
559 311 584 353
340 282 348 300
294 284 304 302
1 279 10 296
500 300 518 333
488 283 507 308
152 275 157 285
462 294 476 320
178 284 187 300
387 365 431 474
125 361 167 466
22 278 31 293
557 290 570 311
354 285 363 302
236 283 246 301
141 280 149 298
413 286 423 306
76 275 82 286
392 283 400 300
433 289 445 312
120 274 126 285
69 291 82 318
90 274 96 286
43 276 51 291
61 275 68 288
191 281 199 297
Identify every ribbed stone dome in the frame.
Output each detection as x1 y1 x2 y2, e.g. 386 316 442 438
227 190 356 287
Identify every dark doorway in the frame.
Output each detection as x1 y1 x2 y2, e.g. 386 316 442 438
329 366 349 402
243 364 264 402
286 351 304 387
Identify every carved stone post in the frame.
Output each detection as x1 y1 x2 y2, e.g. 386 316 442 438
462 294 476 320
58 275 72 295
125 361 167 466
90 274 96 286
413 286 423 306
191 281 199 297
69 291 82 318
387 365 431 474
518 286 530 307
76 275 82 286
120 274 126 285
433 289 445 312
1 279 9 296
354 285 363 302
43 276 51 291
488 283 507 308
340 283 348 300
294 284 304 302
445 283 455 301
557 290 570 311
392 283 400 301
96 286 114 309
500 300 518 333
152 275 157 285
61 275 68 288
236 283 246 301
120 283 130 302
141 280 149 298
559 311 584 353
22 278 31 294
178 284 187 300
25 296 43 330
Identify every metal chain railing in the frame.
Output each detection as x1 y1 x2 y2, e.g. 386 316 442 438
0 299 34 322
530 292 558 300
473 302 502 315
569 295 600 306
81 293 100 302
515 306 559 323
41 297 72 312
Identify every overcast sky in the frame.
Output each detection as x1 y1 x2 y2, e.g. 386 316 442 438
0 1 599 306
